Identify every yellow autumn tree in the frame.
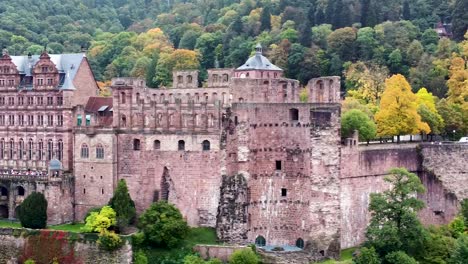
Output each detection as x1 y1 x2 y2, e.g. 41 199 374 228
345 62 389 106
447 57 468 105
375 74 430 140
416 88 444 135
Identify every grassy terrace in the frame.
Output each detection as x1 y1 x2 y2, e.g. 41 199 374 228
317 247 355 264
0 220 85 232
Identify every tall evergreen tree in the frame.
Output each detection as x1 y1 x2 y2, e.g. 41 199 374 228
146 52 159 88
260 4 272 32
108 179 136 231
18 192 48 229
298 21 312 47
402 1 411 20
452 0 468 41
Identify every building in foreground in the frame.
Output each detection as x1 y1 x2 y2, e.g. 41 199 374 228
0 46 465 262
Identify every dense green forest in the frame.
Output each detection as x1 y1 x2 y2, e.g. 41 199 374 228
0 0 466 138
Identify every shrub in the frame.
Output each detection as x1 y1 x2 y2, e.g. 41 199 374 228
24 259 36 264
134 250 148 264
449 235 468 264
384 251 418 264
353 247 381 264
461 199 468 226
84 207 102 221
108 179 136 231
18 192 48 229
131 232 145 246
206 259 222 264
138 201 189 247
97 230 124 251
82 206 116 233
183 255 205 264
229 248 259 264
449 216 466 238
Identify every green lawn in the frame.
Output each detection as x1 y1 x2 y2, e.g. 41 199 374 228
48 223 85 233
316 247 356 264
0 220 85 233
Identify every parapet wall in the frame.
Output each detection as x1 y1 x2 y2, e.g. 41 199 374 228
340 143 467 248
0 228 131 264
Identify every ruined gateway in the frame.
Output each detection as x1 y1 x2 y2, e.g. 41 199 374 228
0 46 466 262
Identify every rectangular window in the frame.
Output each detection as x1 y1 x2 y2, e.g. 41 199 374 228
47 78 53 85
8 97 14 105
37 97 43 105
0 80 4 86
57 96 63 105
57 115 63 126
0 115 4 125
47 97 53 105
8 80 14 86
18 97 24 105
37 78 43 85
8 115 14 126
47 115 53 126
18 115 24 126
85 115 91 126
281 188 287 197
276 160 282 171
38 115 44 126
28 115 33 126
27 96 33 105
42 66 48 73
77 114 82 126
0 97 4 105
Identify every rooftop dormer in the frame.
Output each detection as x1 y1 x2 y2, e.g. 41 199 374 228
0 49 20 90
32 49 60 89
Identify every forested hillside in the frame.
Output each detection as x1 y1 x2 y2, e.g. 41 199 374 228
0 0 466 138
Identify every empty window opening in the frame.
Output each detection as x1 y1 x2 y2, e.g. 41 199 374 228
83 188 86 194
178 140 185 151
319 250 325 256
154 140 161 150
101 188 104 195
202 140 210 151
0 187 7 196
276 160 282 171
281 188 287 197
133 139 141 150
290 108 299 121
255 236 266 247
161 167 170 201
17 186 25 196
296 238 305 249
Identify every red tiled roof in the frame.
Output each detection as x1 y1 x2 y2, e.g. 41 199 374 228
84 97 113 113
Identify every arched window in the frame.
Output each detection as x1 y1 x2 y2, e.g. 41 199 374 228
296 238 305 249
38 140 43 160
133 139 140 151
57 140 63 161
120 92 126 104
154 140 161 150
121 114 127 127
81 144 89 158
96 144 104 159
202 140 210 151
289 108 299 121
47 139 53 160
18 139 24 159
17 186 25 196
178 140 185 151
255 236 266 247
0 139 4 159
28 139 33 160
9 138 14 159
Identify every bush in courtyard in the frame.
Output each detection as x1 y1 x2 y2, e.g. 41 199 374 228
24 259 36 264
18 192 47 229
131 232 145 246
138 201 189 247
229 248 259 264
82 206 116 233
353 246 381 264
97 230 124 251
108 179 136 231
384 251 418 264
183 255 222 264
134 250 148 264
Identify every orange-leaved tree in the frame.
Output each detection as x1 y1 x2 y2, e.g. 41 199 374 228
375 74 430 141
